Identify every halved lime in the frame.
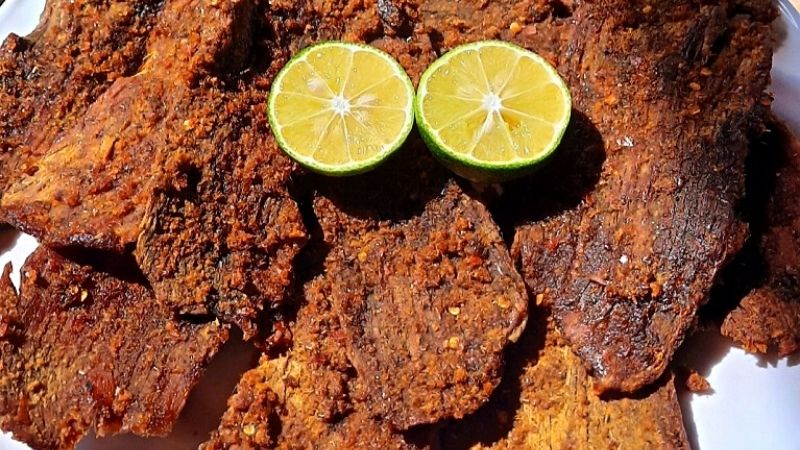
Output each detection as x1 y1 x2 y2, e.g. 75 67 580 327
268 41 415 176
415 41 572 183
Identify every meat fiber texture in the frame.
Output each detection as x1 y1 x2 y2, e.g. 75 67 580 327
497 0 775 392
0 0 164 198
203 143 528 447
201 274 425 450
204 277 686 449
1 0 258 250
311 146 528 429
0 0 307 338
439 309 689 450
0 0 779 382
0 0 773 440
722 122 800 356
0 248 228 450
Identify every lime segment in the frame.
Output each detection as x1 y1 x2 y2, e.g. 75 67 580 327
415 41 572 182
268 41 415 176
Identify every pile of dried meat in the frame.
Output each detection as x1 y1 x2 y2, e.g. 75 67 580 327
0 0 793 449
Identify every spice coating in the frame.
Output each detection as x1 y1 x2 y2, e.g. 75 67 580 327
0 0 164 200
0 248 228 450
722 123 800 356
506 0 774 391
1 0 308 337
201 269 424 450
439 309 689 450
313 145 527 429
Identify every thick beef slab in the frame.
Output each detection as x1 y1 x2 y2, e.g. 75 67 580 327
722 123 800 356
506 0 774 391
440 310 689 450
1 0 307 336
313 148 527 429
0 0 164 197
133 84 307 338
1 0 255 250
0 248 228 450
201 277 422 450
203 145 528 446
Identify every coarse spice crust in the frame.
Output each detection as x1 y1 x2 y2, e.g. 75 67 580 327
0 0 164 200
439 309 690 450
203 142 529 446
0 248 228 450
204 0 530 443
1 0 308 338
312 149 528 429
504 0 775 392
0 0 258 251
201 272 424 450
0 0 781 448
722 122 800 356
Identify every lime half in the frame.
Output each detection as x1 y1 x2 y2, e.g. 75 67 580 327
268 41 415 176
415 41 572 183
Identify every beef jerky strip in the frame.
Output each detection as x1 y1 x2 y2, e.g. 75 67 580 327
0 0 307 337
1 0 254 250
134 0 437 337
201 275 423 450
134 80 307 338
418 0 774 392
311 145 527 429
1 0 436 334
0 0 164 195
262 0 435 81
439 309 689 450
0 248 228 450
486 0 774 391
204 145 525 446
195 0 523 429
722 122 800 356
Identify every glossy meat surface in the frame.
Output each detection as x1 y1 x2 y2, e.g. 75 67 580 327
0 0 164 198
0 248 228 450
502 0 774 391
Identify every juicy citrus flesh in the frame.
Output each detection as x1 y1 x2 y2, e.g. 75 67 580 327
416 41 571 174
268 42 415 175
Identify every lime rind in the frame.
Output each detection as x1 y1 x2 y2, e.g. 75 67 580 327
414 40 572 181
267 41 415 177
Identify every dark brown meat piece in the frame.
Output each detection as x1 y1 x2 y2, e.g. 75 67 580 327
312 147 527 429
491 0 775 391
135 0 436 337
0 248 228 450
133 0 310 337
201 273 424 450
0 0 437 337
134 83 307 338
2 0 307 337
205 147 526 447
0 0 164 197
203 1 526 441
439 309 690 450
722 124 800 356
299 0 772 393
1 0 255 250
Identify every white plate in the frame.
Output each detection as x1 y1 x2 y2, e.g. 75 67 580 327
0 1 799 449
